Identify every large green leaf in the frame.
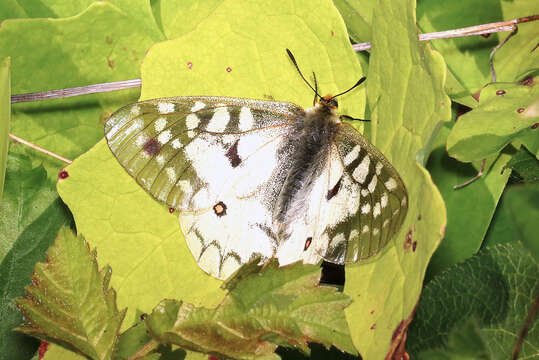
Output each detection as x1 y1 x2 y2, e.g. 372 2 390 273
343 0 449 359
16 227 126 360
426 122 511 277
58 1 364 358
447 80 538 162
0 57 9 200
408 242 539 359
0 2 155 179
0 149 73 359
145 260 354 359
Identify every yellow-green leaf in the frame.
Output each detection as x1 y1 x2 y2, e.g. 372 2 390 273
343 0 450 359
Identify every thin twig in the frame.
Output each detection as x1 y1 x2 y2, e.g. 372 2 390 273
512 295 539 360
353 14 538 51
9 134 72 164
10 79 141 103
9 16 539 104
489 26 519 82
453 159 486 189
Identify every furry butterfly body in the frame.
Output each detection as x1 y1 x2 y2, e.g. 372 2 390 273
105 95 408 279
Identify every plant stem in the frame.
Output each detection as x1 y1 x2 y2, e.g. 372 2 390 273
8 134 72 164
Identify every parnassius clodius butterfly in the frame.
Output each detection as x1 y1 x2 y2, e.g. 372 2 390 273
104 52 408 280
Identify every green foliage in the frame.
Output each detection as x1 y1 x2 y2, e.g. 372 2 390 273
503 146 539 184
0 149 73 359
408 242 539 359
426 122 511 277
344 0 449 358
0 57 9 200
145 260 354 359
447 80 538 162
2 0 538 359
15 227 126 360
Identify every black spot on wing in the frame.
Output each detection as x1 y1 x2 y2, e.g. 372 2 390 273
326 176 342 200
213 201 227 217
225 139 242 167
143 138 161 156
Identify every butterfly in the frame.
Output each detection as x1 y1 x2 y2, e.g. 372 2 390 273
104 50 408 280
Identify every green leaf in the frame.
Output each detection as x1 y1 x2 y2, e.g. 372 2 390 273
332 0 372 42
416 0 539 94
0 57 9 200
0 149 73 360
343 0 449 358
145 260 355 359
408 242 539 359
58 0 363 338
15 227 126 360
417 318 491 360
485 184 539 262
0 2 156 179
502 146 539 184
426 121 511 277
447 80 539 162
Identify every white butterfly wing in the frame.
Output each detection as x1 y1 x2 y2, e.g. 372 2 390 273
315 122 408 263
105 96 304 279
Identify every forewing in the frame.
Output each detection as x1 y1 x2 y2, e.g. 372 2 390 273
314 122 408 264
105 96 304 279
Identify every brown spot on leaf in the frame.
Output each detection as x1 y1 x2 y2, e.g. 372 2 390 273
517 108 525 113
532 123 539 129
331 30 335 37
480 33 491 38
107 57 115 69
169 208 175 214
370 310 375 315
519 77 534 86
58 170 69 180
226 67 232 73
143 138 161 156
496 89 506 96
403 229 412 251
105 36 113 44
187 61 193 70
385 305 417 360
417 214 422 221
412 241 417 252
370 323 376 330
38 341 49 360
140 313 148 321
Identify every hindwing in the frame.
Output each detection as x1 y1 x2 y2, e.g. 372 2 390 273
314 122 408 263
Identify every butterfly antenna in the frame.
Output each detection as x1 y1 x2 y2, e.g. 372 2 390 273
286 49 322 100
331 77 366 99
312 72 318 106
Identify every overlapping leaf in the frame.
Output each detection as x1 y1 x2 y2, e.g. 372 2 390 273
145 261 354 359
447 80 538 162
15 227 126 360
343 0 449 358
408 242 539 359
0 2 155 180
426 123 511 277
0 149 73 359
